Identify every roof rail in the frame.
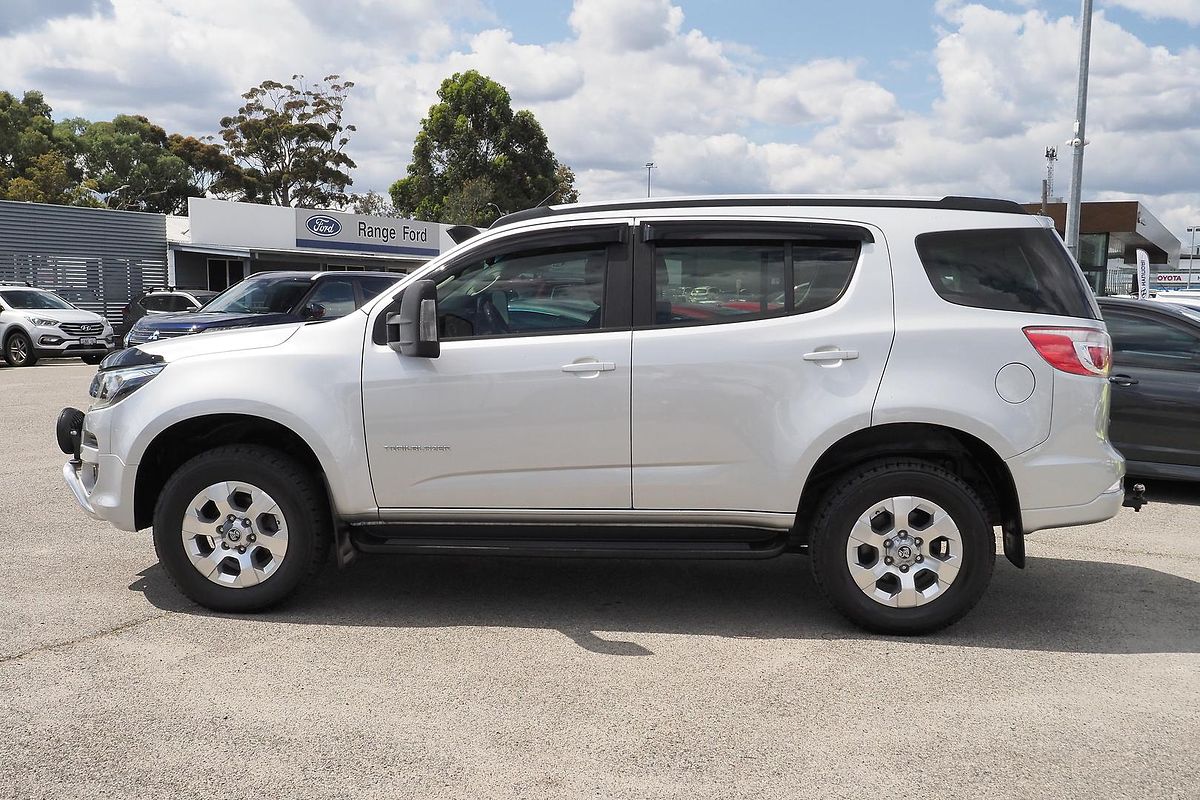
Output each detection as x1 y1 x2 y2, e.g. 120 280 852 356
490 195 1027 229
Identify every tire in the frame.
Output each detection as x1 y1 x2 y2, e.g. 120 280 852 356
152 444 331 612
809 459 995 635
4 330 38 367
81 354 104 365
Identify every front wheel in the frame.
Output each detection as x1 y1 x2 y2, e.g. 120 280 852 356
809 459 995 635
152 444 331 612
4 331 37 367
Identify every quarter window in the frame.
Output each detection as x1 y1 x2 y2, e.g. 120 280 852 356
915 228 1098 319
433 246 609 339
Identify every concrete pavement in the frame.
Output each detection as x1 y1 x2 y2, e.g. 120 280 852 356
1 362 1197 799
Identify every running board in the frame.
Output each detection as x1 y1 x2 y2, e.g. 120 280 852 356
348 524 790 559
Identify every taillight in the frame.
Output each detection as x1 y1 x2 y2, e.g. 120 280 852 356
1023 326 1111 377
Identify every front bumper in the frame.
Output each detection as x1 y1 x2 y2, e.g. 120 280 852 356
59 406 140 531
33 328 115 357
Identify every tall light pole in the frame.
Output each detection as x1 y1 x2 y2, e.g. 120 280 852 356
1188 225 1198 289
645 162 656 198
1065 0 1094 261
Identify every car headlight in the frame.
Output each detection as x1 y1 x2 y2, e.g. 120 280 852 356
27 317 59 327
88 365 165 409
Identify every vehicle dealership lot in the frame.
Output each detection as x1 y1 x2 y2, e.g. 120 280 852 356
2 363 1197 799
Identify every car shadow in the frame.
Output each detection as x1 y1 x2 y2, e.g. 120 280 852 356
1133 477 1200 508
130 552 1200 657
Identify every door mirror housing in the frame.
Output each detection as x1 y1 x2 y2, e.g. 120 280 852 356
387 279 440 358
301 302 326 320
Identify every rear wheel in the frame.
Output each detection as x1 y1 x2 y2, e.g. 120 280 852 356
809 459 995 635
4 331 37 367
152 444 330 612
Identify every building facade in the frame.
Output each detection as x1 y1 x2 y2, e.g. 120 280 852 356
0 197 459 319
171 199 459 290
1022 201 1182 295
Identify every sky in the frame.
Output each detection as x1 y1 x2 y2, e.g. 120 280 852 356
1 0 1198 245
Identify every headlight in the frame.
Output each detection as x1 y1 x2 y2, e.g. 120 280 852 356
88 365 165 409
27 317 59 327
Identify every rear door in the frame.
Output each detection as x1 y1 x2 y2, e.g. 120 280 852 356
630 219 893 513
1104 306 1200 468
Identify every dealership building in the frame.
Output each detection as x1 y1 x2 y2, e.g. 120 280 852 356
0 197 461 319
170 198 461 291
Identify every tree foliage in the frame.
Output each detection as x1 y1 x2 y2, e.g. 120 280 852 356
0 90 88 203
219 74 357 208
390 70 578 226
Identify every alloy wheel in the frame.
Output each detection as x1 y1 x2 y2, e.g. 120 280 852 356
845 495 964 608
181 481 289 588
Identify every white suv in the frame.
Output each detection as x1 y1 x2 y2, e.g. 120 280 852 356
1 284 115 366
59 196 1130 634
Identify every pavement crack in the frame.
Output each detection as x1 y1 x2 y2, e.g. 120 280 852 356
0 611 170 665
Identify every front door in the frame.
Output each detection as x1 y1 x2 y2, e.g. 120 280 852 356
362 224 634 509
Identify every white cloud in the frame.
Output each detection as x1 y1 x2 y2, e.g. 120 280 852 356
0 0 1197 246
1103 0 1200 25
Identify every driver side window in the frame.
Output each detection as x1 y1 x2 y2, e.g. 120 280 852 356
433 245 608 340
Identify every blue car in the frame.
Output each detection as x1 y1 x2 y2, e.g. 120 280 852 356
124 271 402 346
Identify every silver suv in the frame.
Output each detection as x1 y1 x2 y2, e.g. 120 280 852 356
59 196 1131 634
1 283 115 366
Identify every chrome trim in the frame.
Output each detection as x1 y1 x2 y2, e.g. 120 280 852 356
370 508 796 530
62 461 101 521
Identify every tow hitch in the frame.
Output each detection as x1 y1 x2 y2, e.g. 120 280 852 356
1123 482 1147 512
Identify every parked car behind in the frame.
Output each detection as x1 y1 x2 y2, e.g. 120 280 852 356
124 271 402 346
0 283 115 366
118 288 219 341
1098 296 1200 481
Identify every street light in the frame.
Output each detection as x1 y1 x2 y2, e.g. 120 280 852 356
1188 225 1198 289
645 162 656 198
1064 0 1094 260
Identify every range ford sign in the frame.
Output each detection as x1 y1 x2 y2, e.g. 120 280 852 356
294 208 441 258
305 214 342 237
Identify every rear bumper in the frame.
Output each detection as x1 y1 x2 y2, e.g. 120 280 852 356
1019 479 1125 534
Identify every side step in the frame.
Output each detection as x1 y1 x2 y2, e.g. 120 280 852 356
348 524 790 559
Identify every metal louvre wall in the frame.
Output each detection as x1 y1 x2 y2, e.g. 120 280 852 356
0 200 167 320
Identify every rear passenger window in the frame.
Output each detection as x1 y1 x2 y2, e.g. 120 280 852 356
915 228 1098 319
651 241 858 327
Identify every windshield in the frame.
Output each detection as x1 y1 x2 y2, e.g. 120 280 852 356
0 290 74 310
202 277 311 314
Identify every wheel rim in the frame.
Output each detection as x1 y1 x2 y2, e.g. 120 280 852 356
181 481 289 588
9 337 28 362
845 495 964 608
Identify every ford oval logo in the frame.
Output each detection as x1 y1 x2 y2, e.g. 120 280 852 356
306 214 341 237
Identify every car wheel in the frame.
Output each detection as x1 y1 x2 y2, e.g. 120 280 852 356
3 330 37 367
809 459 995 635
152 444 331 612
81 354 104 365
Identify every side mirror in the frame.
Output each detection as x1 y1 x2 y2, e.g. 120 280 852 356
387 279 440 358
301 302 326 320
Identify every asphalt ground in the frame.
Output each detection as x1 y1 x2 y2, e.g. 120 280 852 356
1 361 1197 799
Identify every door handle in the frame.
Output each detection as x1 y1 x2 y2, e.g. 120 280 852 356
803 349 859 362
561 361 616 373
1110 374 1139 387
